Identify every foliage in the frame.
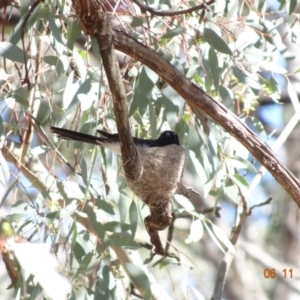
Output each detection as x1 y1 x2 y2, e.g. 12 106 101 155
0 0 299 299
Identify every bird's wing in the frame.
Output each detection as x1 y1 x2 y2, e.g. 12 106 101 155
97 130 157 148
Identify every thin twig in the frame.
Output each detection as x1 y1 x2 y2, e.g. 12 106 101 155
249 197 272 215
20 0 42 89
132 0 215 17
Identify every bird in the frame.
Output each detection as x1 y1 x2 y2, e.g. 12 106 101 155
50 126 180 154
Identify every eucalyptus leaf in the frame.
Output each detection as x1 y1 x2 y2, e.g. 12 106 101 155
228 155 257 173
0 42 26 63
210 221 235 254
203 28 232 55
67 18 81 49
10 5 41 44
63 71 79 109
87 209 106 241
131 17 144 27
130 67 154 116
185 219 203 243
162 27 186 39
126 263 151 292
108 233 140 248
289 0 297 14
80 158 88 185
208 47 219 91
103 221 130 232
129 200 138 238
96 199 115 215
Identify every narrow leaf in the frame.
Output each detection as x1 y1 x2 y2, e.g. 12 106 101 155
162 27 186 39
229 155 257 173
209 221 235 254
126 263 151 292
185 219 203 243
87 210 106 240
96 199 115 215
208 46 219 91
129 200 138 238
108 233 140 248
0 42 25 63
203 28 232 55
131 17 143 27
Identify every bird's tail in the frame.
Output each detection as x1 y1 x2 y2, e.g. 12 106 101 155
50 126 105 145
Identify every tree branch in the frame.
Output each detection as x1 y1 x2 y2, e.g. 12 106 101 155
112 29 300 207
132 0 215 17
71 0 142 181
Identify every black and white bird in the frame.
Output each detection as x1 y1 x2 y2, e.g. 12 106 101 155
50 126 180 154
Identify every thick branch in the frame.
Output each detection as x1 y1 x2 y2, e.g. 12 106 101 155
96 16 142 180
112 30 300 207
71 0 142 181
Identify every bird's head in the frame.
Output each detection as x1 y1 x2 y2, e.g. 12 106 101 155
158 131 180 146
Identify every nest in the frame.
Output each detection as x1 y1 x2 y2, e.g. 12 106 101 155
126 144 186 206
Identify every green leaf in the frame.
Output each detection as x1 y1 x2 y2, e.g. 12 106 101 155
223 181 240 203
108 233 140 249
162 27 186 39
87 209 106 240
229 155 257 173
208 47 219 91
80 158 88 185
80 252 93 271
203 28 232 55
0 220 15 237
159 257 181 268
5 213 24 223
129 200 138 238
144 66 159 84
67 18 81 49
209 221 235 254
185 219 203 243
13 87 30 107
203 220 227 254
10 5 41 44
131 17 144 27
46 211 60 219
126 263 151 295
230 174 249 188
0 42 26 63
185 65 200 79
130 67 154 116
63 71 78 109
96 199 115 215
30 283 43 300
103 221 131 232
73 241 85 262
149 101 157 137
289 0 297 14
66 221 77 249
44 55 69 76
